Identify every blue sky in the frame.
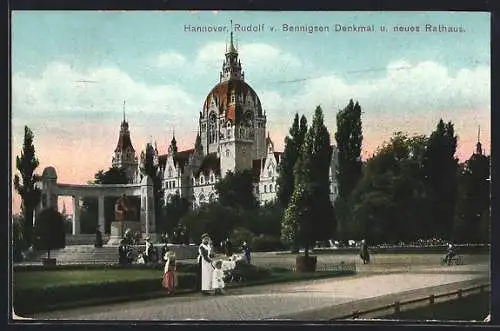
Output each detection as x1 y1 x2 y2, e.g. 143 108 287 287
11 11 491 213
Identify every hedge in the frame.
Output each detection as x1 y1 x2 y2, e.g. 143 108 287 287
13 262 196 273
13 272 196 315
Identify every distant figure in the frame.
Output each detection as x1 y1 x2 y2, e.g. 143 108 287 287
222 238 233 257
444 243 457 265
95 227 103 248
359 239 370 264
242 242 251 264
118 239 131 265
160 243 169 265
212 260 225 295
144 236 155 264
162 246 176 295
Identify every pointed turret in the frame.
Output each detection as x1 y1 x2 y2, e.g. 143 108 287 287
112 102 138 183
168 130 178 156
475 125 483 155
221 29 243 82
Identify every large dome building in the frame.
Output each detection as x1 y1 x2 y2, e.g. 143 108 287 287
112 33 339 208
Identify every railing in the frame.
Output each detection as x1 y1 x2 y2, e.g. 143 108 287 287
334 283 490 320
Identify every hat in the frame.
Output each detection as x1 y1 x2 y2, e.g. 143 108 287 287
145 236 150 241
201 233 210 239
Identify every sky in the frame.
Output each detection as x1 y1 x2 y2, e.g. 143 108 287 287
10 11 491 215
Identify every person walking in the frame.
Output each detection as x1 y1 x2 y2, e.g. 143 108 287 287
359 239 370 264
242 242 251 264
162 246 176 295
198 233 214 295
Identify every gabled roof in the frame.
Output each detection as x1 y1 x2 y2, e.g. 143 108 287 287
158 148 194 172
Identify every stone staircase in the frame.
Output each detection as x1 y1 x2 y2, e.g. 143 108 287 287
17 244 199 265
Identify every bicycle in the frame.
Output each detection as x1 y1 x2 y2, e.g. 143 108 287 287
441 254 464 266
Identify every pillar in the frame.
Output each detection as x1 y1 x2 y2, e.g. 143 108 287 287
72 196 80 235
140 175 155 237
98 195 105 232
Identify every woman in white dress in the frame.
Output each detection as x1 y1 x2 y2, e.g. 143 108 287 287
198 234 214 295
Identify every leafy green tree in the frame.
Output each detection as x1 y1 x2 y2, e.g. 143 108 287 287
422 119 458 240
179 203 240 246
14 126 42 247
454 152 490 243
160 193 190 236
276 114 308 209
33 208 66 259
350 132 428 244
284 106 334 256
335 99 363 200
215 170 258 210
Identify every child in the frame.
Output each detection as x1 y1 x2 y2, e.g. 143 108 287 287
162 247 176 295
212 260 225 295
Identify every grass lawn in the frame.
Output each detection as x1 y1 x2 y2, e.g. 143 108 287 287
381 293 490 321
14 269 161 290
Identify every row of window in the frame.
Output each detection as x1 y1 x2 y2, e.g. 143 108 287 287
255 183 278 194
166 181 176 189
193 174 217 186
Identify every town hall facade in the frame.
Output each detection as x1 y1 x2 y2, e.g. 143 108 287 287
112 33 340 209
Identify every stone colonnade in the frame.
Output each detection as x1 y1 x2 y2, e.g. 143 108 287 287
35 166 155 242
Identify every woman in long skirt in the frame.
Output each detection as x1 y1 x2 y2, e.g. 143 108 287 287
162 247 176 295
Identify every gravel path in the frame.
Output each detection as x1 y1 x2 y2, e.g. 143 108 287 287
31 259 489 321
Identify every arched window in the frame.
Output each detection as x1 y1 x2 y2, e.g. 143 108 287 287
211 174 215 183
200 176 204 184
168 166 173 178
192 177 196 186
264 185 267 193
269 184 273 192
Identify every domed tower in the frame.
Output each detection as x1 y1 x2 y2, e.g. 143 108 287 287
112 102 138 183
199 32 267 176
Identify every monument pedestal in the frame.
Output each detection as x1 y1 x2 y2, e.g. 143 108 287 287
107 221 141 245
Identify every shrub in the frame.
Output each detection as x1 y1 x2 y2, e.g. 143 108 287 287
33 208 66 259
232 262 271 282
230 227 255 250
251 234 286 252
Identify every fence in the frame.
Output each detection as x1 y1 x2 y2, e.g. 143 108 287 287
334 283 490 320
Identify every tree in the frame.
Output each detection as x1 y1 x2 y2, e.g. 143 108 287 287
14 126 42 247
33 208 66 259
179 202 240 246
350 132 428 244
454 152 490 243
160 193 190 236
335 99 363 200
276 114 308 209
422 119 458 240
215 169 258 210
284 106 334 256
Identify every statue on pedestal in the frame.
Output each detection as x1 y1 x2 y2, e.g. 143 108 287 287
108 194 140 246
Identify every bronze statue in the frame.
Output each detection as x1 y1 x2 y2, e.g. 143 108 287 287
114 194 138 222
